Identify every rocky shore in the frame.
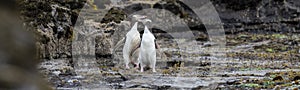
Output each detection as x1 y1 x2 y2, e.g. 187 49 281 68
15 0 300 89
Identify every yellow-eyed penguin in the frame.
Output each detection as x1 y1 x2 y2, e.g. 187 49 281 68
128 18 153 69
139 25 157 72
123 15 149 69
113 15 155 69
123 21 140 69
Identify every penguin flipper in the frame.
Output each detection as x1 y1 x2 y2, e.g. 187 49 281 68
113 37 125 59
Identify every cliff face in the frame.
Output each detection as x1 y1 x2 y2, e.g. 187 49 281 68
19 0 86 59
18 0 300 60
212 0 300 34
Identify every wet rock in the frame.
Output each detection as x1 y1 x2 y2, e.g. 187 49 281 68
153 0 202 28
101 7 127 23
98 0 205 35
94 0 111 9
293 76 300 81
124 3 151 14
273 76 284 81
212 0 261 11
38 59 80 88
102 71 127 84
19 0 86 59
95 34 113 57
212 0 300 33
121 76 211 89
226 79 240 85
203 42 218 47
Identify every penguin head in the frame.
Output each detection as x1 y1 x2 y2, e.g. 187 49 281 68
144 26 151 34
132 15 152 25
131 15 147 30
132 22 138 30
142 19 152 26
132 15 147 22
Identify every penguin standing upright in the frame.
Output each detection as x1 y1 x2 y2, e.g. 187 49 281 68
121 15 149 69
113 15 159 69
139 25 157 72
123 21 140 69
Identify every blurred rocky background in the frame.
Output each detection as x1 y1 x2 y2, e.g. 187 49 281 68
18 0 300 61
0 1 52 90
0 0 297 89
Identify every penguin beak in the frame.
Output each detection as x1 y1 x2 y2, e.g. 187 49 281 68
142 16 147 18
146 19 152 23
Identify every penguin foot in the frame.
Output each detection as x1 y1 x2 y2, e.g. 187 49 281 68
126 65 130 69
140 67 144 72
152 69 156 72
134 63 139 69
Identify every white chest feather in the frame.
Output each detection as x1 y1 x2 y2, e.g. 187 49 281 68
139 26 157 72
123 22 140 69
